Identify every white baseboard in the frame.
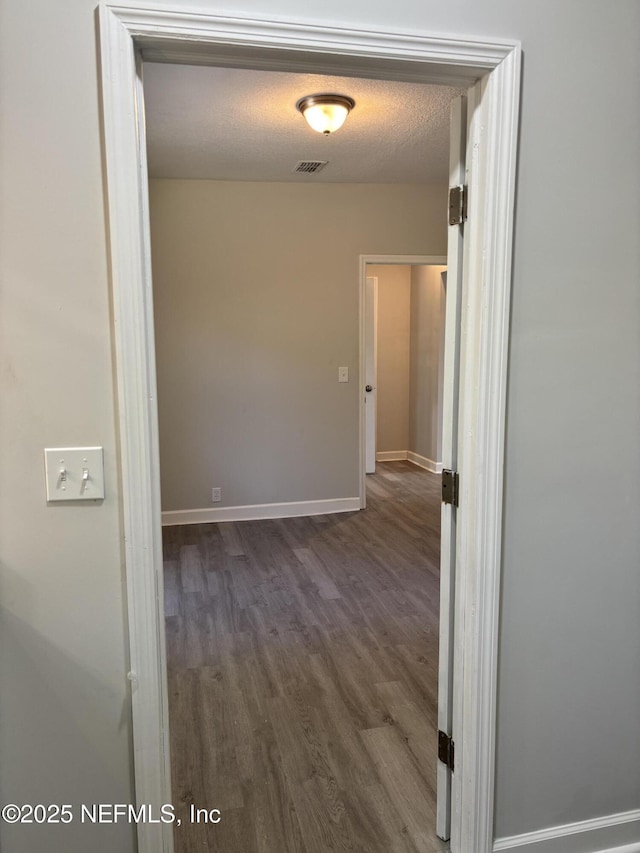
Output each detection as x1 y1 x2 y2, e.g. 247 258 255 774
407 451 443 474
161 497 361 526
374 450 443 472
494 809 640 853
375 450 408 461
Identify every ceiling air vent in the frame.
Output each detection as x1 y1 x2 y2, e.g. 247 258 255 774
293 160 328 174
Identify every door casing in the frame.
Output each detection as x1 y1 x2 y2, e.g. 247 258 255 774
98 7 521 853
364 274 378 477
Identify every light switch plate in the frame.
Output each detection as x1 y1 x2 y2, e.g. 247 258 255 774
338 366 349 383
44 447 105 502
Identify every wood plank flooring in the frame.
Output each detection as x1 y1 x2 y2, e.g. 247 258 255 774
163 461 447 853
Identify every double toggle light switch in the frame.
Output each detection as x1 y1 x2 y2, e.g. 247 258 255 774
44 447 105 501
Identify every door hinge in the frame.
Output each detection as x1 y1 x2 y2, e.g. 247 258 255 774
448 184 468 226
438 730 455 771
442 469 459 507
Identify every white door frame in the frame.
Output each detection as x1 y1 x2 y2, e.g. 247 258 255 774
364 275 379 476
359 254 448 507
98 7 520 853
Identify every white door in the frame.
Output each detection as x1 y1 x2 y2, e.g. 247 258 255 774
364 275 378 474
436 94 467 842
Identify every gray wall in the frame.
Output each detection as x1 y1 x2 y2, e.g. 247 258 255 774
1 1 639 851
369 265 412 454
409 265 446 464
150 181 446 511
1 4 136 853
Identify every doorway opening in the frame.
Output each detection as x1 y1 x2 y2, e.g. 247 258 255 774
147 63 455 852
360 256 447 503
98 9 520 853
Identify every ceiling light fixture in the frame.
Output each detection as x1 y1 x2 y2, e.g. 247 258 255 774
296 93 355 136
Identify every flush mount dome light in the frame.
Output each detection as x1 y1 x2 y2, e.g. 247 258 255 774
296 94 355 135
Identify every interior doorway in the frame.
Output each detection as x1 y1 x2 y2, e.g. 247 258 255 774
98 9 521 853
147 67 455 849
360 256 447 492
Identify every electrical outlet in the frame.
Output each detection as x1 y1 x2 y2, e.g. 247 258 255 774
211 487 222 502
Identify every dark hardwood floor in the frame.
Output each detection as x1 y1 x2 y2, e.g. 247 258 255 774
163 461 447 853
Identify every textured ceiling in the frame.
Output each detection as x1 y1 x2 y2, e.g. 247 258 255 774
143 63 462 184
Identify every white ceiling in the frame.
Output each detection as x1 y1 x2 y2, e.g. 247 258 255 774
143 63 462 184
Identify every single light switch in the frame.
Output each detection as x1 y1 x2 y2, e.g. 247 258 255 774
338 366 349 383
44 447 105 501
